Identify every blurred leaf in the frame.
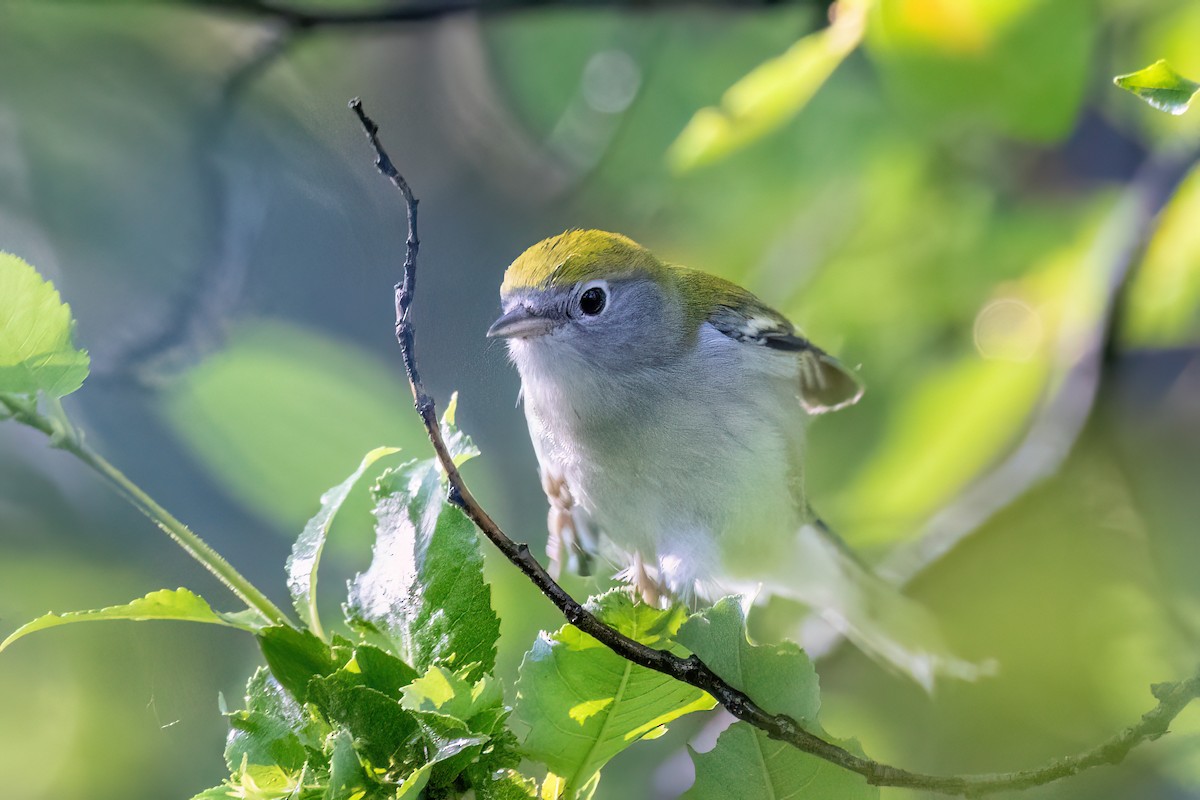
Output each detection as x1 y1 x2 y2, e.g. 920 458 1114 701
684 722 877 800
677 598 820 723
1114 60 1200 116
835 219 1112 545
865 0 1095 140
162 320 426 531
514 592 715 798
287 446 401 640
1124 163 1200 346
668 0 869 172
256 625 337 704
0 588 249 652
842 356 1049 543
0 252 89 398
345 406 499 680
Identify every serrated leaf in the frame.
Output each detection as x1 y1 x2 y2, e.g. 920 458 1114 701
0 588 248 652
401 664 503 723
226 710 308 773
345 405 499 680
676 598 820 723
189 787 236 800
514 593 715 798
677 600 877 800
474 769 538 800
308 670 420 772
684 722 877 800
257 626 338 704
326 728 371 800
225 668 313 774
288 446 401 639
353 644 420 699
0 252 90 397
1114 59 1200 115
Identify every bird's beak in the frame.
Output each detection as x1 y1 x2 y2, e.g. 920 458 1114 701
486 306 557 339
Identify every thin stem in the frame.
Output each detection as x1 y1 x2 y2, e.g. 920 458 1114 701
1 394 290 626
349 99 1200 796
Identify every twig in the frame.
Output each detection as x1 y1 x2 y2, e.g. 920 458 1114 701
349 98 1200 796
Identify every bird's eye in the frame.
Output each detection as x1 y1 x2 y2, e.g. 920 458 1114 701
579 286 607 316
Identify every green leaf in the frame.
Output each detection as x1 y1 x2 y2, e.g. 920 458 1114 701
345 405 499 680
326 728 372 800
676 598 820 723
288 446 401 640
189 787 236 800
307 670 420 772
677 600 877 800
865 0 1096 140
667 0 869 172
1114 59 1200 115
162 321 429 531
0 252 90 398
0 588 248 652
474 769 539 800
352 643 420 698
401 664 504 724
684 722 878 800
514 592 715 798
256 626 337 704
225 668 315 773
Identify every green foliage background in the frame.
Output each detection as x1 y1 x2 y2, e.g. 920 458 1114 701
2 0 1200 798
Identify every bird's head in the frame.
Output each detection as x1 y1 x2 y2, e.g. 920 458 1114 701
488 230 694 373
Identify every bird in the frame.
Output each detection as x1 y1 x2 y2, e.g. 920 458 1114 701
488 229 986 688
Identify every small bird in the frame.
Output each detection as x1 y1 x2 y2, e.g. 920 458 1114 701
489 230 984 688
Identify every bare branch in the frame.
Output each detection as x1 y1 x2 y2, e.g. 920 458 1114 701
348 99 1200 796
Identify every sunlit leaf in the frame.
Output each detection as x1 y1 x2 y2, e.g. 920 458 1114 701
514 592 715 798
1124 163 1200 346
0 588 249 652
668 0 869 172
345 405 499 680
287 446 401 639
0 252 89 398
1114 60 1200 115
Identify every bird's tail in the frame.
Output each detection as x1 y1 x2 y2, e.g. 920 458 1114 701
772 520 994 691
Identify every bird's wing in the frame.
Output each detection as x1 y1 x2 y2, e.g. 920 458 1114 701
707 304 864 414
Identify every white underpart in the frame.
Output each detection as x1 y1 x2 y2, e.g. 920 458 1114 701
510 322 807 602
